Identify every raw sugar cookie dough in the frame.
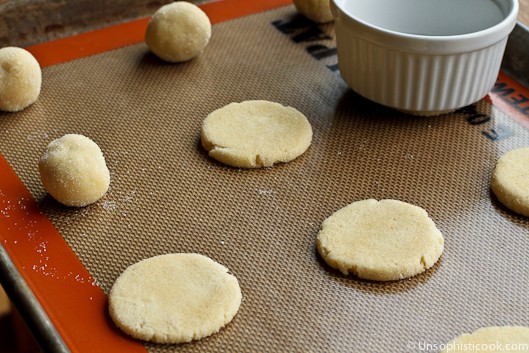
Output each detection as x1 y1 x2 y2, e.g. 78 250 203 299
0 47 42 112
440 326 529 353
317 199 444 281
491 147 529 217
38 134 110 207
293 0 334 23
109 253 242 344
201 100 313 168
145 1 211 62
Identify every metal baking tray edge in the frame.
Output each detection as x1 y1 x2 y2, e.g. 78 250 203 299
502 21 529 89
1 20 529 353
0 244 69 353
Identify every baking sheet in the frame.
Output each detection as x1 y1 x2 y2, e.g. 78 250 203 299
1 4 529 353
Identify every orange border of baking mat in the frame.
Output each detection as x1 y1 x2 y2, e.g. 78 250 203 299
488 71 529 130
27 0 292 68
0 1 291 352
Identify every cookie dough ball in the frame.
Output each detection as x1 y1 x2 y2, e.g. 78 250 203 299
145 2 212 63
0 47 42 112
201 100 313 168
440 326 529 353
109 253 242 344
38 134 110 207
294 0 334 23
491 147 529 217
317 199 444 281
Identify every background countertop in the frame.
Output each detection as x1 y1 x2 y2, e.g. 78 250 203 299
0 0 527 47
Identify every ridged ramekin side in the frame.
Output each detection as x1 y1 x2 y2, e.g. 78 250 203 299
336 25 508 113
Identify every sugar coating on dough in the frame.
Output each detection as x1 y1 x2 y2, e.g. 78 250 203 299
293 0 334 23
201 100 313 168
0 47 42 112
440 326 529 353
145 2 211 63
109 253 242 344
317 199 444 281
38 134 110 207
491 147 529 217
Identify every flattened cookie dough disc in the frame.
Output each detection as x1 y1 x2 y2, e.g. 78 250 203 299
201 100 313 168
440 326 529 353
491 147 529 217
0 47 42 112
109 253 242 344
317 199 444 281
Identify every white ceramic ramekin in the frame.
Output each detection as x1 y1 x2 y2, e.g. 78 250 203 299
332 0 519 115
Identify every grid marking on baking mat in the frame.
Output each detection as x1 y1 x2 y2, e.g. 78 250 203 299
1 5 529 353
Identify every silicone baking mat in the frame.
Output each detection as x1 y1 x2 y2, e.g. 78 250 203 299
1 1 529 352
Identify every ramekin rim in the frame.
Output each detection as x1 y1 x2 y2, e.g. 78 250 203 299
332 0 519 42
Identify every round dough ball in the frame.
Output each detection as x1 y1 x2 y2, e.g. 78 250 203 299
145 2 212 63
491 147 529 217
317 199 444 281
201 100 313 168
38 134 110 207
440 326 529 353
293 0 334 23
109 253 242 344
0 47 42 112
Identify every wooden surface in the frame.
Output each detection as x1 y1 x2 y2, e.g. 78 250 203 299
520 0 529 26
0 0 528 47
0 0 208 47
